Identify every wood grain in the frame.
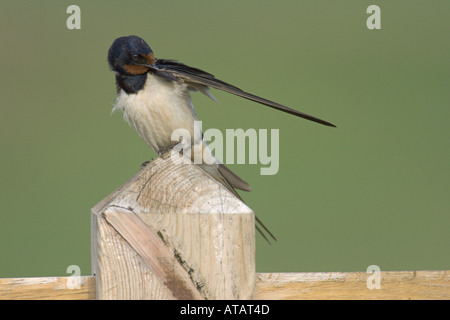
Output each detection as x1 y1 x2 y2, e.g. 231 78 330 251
103 207 204 300
254 270 450 300
91 154 255 299
2 270 448 300
0 276 95 300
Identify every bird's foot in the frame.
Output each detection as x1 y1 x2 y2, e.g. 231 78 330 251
158 143 182 159
140 160 152 169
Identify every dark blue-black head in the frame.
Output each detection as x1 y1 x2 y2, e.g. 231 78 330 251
108 35 155 75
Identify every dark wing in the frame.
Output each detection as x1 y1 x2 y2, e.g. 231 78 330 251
150 59 336 127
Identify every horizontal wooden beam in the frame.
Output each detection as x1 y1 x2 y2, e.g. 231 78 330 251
1 270 449 300
0 276 95 300
255 270 450 300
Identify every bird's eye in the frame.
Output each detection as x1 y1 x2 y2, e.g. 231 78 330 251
131 54 140 62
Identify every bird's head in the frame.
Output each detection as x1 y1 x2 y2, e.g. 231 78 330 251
108 35 155 75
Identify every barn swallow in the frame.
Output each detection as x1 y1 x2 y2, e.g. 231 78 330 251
108 35 335 242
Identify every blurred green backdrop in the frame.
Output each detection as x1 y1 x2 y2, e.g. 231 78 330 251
0 1 448 277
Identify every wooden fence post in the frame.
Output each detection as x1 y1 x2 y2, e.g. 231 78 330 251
91 153 255 300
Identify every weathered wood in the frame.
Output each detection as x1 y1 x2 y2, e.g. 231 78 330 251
91 153 255 300
0 276 95 300
2 271 449 300
92 210 193 299
254 270 450 300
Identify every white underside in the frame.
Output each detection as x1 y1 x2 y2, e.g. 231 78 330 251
113 73 250 191
113 74 216 164
113 74 199 151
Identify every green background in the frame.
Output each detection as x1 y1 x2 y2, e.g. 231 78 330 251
0 1 448 278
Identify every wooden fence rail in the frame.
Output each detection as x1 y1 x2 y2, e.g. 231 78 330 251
1 271 449 300
1 154 449 300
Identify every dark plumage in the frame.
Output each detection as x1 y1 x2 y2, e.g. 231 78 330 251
108 35 336 127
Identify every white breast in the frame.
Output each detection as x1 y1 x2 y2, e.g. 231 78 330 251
113 74 199 153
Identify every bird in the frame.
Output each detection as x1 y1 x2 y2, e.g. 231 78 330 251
107 35 335 243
